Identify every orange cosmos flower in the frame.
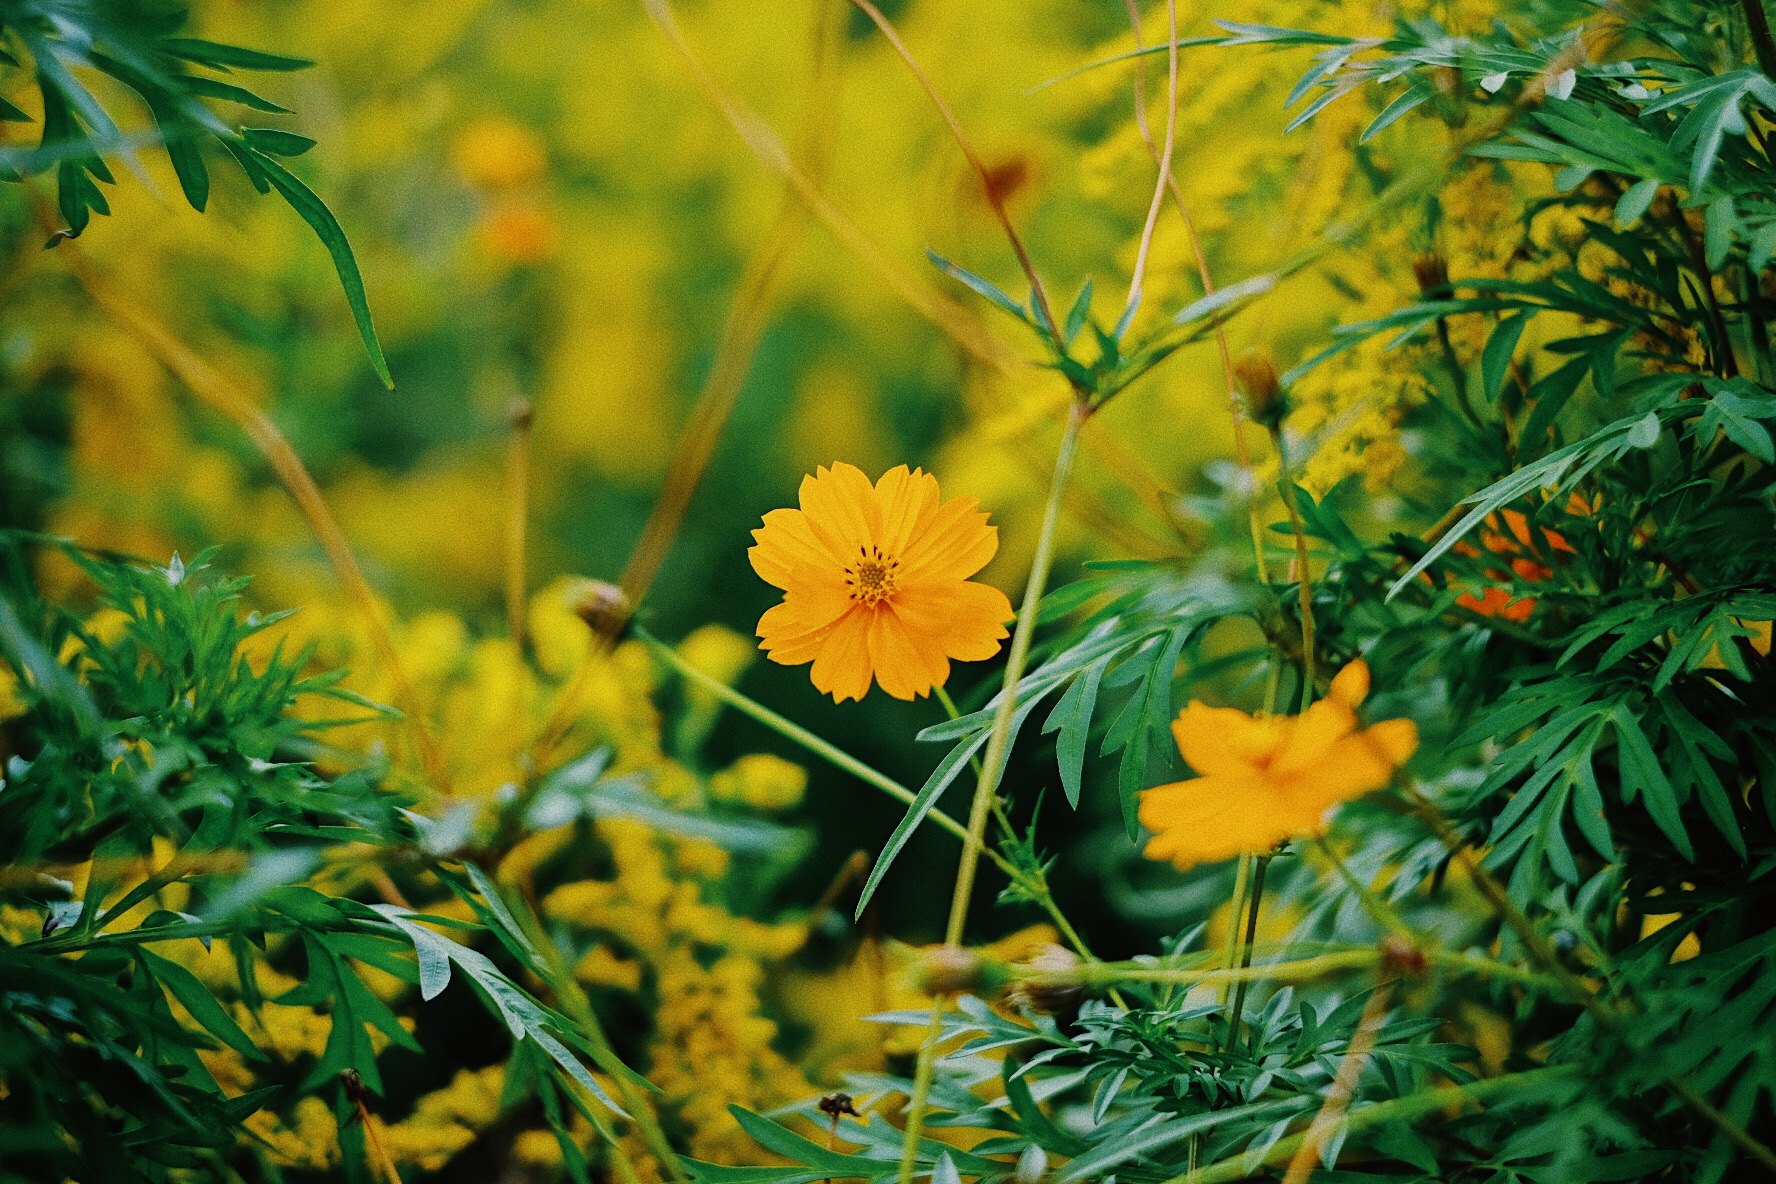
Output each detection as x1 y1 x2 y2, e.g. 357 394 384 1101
749 463 1014 703
1138 660 1418 871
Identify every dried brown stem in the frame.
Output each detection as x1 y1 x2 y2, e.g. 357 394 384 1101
1281 980 1395 1183
843 0 1061 342
57 243 448 791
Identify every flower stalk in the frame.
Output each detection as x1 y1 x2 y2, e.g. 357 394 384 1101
897 397 1088 1184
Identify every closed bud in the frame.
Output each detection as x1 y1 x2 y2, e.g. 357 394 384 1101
572 579 632 641
1411 253 1450 296
1007 943 1084 1015
1233 353 1285 427
1380 934 1429 978
915 944 1011 997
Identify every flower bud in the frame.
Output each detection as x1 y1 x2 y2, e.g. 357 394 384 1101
1380 934 1429 978
1411 253 1450 296
1233 353 1285 427
915 944 1011 997
572 579 631 641
1007 943 1084 1016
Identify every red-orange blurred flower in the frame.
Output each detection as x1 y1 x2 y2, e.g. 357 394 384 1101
1451 506 1575 621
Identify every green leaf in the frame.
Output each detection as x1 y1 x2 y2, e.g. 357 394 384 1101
1389 410 1666 599
728 1107 858 1173
161 38 315 72
1614 178 1659 228
927 250 1031 324
1062 278 1093 347
242 127 317 157
1751 222 1776 271
855 728 991 919
1044 652 1109 809
1481 311 1531 402
242 146 393 389
139 948 267 1063
182 75 293 114
1519 353 1592 446
1699 389 1776 462
1614 704 1693 860
1705 195 1736 270
1361 87 1429 143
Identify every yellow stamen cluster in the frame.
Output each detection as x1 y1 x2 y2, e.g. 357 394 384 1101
845 544 901 606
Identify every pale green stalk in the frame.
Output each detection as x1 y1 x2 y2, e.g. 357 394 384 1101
1270 424 1316 711
896 399 1088 1184
1167 1066 1581 1184
1316 837 1417 943
639 630 1011 875
935 686 1119 1001
1215 854 1252 1009
1016 945 1564 993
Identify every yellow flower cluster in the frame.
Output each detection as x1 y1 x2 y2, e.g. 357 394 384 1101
379 1066 508 1173
708 753 808 811
539 817 818 1167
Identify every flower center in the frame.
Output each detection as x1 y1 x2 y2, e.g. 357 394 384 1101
845 545 900 607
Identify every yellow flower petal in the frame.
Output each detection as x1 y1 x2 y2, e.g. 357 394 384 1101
1142 668 1416 871
1328 658 1371 709
1138 777 1302 870
808 609 874 703
1170 702 1284 777
751 463 1010 702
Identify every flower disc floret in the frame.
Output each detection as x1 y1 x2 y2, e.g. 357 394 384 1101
749 462 1013 702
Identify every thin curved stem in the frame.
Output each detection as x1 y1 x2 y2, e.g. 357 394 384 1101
56 241 448 791
638 630 1014 878
1118 0 1269 581
897 398 1087 1184
1121 0 1180 326
1271 426 1317 710
505 400 534 650
843 0 1060 341
607 0 844 641
1282 979 1394 1184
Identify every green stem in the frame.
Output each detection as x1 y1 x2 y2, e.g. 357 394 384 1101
937 684 1119 1003
1161 1066 1582 1184
897 398 1088 1184
1316 837 1416 942
639 630 1013 877
934 685 986 783
1223 852 1270 1055
1018 945 1564 993
1215 855 1252 1016
1270 427 1316 711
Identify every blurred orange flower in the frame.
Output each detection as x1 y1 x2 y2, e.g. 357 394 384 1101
1139 660 1418 870
749 463 1013 703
